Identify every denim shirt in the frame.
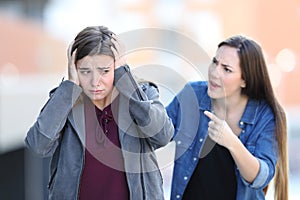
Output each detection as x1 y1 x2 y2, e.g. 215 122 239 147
166 81 278 200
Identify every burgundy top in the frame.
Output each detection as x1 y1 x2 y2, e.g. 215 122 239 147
79 98 129 200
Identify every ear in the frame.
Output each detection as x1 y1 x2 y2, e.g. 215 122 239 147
240 79 246 88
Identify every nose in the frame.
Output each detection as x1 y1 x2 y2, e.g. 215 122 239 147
91 71 101 86
209 63 220 78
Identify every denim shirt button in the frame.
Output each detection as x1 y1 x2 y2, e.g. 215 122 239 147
184 176 188 180
176 195 181 199
193 157 197 161
199 138 203 142
240 121 244 125
177 140 182 145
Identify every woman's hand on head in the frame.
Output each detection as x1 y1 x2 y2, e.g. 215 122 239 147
67 41 79 85
111 34 127 69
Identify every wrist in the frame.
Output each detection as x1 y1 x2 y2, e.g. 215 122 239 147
227 134 240 153
115 63 128 69
68 77 79 85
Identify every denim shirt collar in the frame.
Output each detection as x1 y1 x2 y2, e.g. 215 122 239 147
240 99 259 125
198 90 212 112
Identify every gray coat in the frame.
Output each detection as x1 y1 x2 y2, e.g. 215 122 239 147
25 65 174 200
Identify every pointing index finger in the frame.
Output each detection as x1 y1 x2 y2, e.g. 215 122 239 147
204 111 219 122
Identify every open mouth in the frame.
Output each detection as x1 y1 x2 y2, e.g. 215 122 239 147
209 80 221 89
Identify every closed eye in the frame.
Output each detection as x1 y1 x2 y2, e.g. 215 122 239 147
98 67 110 75
223 66 232 73
102 69 110 74
79 70 90 75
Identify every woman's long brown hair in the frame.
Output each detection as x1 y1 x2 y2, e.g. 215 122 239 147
218 35 288 200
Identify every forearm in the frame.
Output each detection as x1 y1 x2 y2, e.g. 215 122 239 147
25 80 82 156
229 137 260 183
114 65 148 100
128 94 173 147
114 65 173 147
138 102 174 148
114 65 153 126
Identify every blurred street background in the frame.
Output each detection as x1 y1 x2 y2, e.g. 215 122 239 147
0 0 299 199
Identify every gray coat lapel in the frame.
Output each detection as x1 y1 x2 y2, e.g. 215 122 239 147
66 95 134 147
68 101 86 145
117 94 133 140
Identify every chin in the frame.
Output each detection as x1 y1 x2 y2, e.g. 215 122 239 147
87 94 104 101
207 89 213 98
207 90 220 99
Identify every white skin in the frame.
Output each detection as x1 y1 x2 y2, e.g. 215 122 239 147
67 35 126 110
204 45 260 183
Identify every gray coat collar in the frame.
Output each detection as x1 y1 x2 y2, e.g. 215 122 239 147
67 94 133 145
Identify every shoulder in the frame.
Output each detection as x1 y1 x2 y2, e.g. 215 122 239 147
189 81 207 91
244 99 275 125
180 81 207 96
249 99 274 114
257 100 275 119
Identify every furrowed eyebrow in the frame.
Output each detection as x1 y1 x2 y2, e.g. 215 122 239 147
96 67 112 72
214 57 233 68
223 62 235 69
78 66 110 70
78 67 90 70
221 63 231 67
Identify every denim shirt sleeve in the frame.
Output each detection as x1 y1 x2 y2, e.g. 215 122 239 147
166 82 203 140
238 99 278 190
166 93 180 135
240 158 269 188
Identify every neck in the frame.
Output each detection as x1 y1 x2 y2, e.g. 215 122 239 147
93 88 119 110
93 98 111 110
212 95 248 119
